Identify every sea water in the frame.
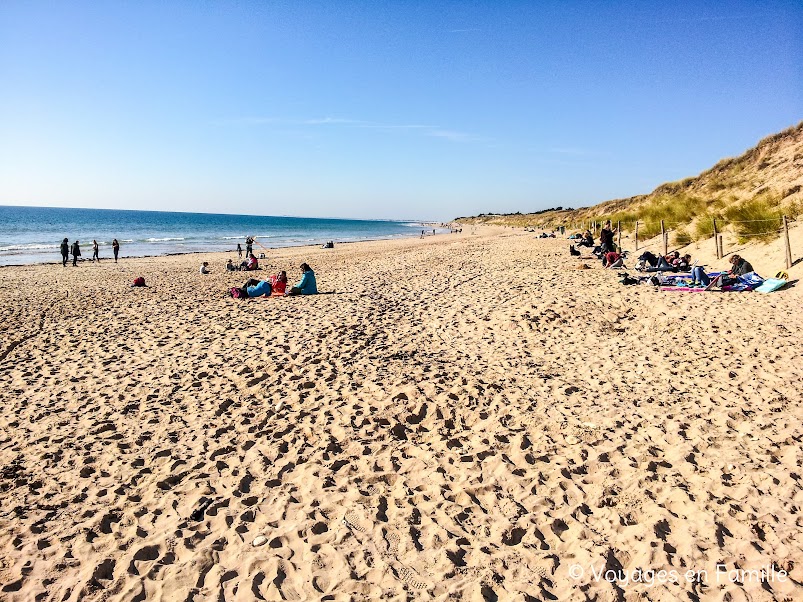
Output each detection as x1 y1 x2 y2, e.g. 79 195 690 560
0 206 434 266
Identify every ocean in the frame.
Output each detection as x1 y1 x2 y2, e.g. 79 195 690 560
0 206 436 266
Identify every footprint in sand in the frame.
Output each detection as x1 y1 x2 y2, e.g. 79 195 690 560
342 507 430 591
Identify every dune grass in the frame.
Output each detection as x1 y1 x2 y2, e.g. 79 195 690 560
722 195 786 242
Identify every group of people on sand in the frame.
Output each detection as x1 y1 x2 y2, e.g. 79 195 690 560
636 250 692 272
234 263 317 298
569 220 756 288
202 255 319 298
59 238 120 266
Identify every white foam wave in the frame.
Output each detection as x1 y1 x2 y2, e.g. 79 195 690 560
145 237 186 242
0 243 58 252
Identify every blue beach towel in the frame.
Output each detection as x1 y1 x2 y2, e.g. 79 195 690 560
754 278 787 293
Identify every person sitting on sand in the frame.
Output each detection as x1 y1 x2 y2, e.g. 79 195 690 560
226 259 237 272
286 263 317 296
241 253 258 271
717 254 755 287
728 254 754 277
689 265 710 287
269 271 288 295
603 250 622 268
578 231 594 247
200 261 210 274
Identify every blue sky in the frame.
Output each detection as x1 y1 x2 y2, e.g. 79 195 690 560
1 1 801 220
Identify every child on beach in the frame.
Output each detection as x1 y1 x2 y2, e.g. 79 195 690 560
92 240 100 262
200 262 210 274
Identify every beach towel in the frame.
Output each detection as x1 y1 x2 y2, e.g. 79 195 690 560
722 271 764 292
754 278 787 293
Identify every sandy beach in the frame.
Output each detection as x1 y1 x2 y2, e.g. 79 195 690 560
1 228 802 601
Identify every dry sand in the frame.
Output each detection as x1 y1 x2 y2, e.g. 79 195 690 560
1 229 802 601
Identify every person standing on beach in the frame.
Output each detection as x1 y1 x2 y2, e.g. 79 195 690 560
71 240 81 266
237 243 242 259
600 220 617 254
245 237 253 257
60 238 69 266
112 239 120 262
92 240 100 262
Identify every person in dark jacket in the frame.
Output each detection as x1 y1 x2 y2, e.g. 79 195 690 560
728 254 754 277
599 220 617 254
112 239 120 262
71 240 81 266
60 238 69 266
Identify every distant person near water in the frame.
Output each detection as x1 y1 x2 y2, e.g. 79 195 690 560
60 238 69 266
245 236 254 257
286 263 317 296
71 240 81 266
112 239 119 262
92 240 100 262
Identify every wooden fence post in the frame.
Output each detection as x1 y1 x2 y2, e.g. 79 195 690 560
783 215 793 269
661 220 667 256
713 218 719 259
617 221 621 251
635 221 639 251
718 235 724 259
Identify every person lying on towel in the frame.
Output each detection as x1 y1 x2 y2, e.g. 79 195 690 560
674 254 692 271
286 263 317 296
244 278 272 297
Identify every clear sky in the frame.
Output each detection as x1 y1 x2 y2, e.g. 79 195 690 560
1 1 801 220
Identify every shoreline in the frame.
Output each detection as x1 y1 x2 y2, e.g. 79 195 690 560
0 229 455 269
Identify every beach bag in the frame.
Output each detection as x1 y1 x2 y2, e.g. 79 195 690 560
132 277 145 287
230 287 247 299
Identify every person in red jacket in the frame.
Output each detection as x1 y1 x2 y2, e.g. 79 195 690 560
269 271 288 295
240 253 258 271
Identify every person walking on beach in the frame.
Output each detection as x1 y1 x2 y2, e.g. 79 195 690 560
71 240 81 266
60 238 69 266
92 240 100 262
245 236 253 257
237 243 242 259
112 239 120 262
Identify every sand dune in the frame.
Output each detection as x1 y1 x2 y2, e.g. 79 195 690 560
1 230 801 601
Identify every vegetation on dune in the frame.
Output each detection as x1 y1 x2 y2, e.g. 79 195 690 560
721 193 799 243
456 121 803 247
